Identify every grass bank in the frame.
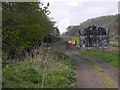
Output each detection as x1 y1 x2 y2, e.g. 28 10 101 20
2 50 76 88
79 50 119 68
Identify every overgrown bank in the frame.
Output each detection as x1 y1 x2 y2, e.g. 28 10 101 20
2 49 76 88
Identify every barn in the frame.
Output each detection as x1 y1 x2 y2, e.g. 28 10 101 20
79 25 109 47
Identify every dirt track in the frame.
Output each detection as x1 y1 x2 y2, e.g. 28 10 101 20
65 50 118 88
50 38 118 88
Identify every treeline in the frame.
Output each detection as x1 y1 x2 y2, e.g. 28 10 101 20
2 2 55 60
62 14 118 41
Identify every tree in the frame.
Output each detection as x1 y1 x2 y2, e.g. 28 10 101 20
2 2 54 60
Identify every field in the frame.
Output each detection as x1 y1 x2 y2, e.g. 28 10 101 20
61 36 80 46
79 50 119 68
71 36 80 46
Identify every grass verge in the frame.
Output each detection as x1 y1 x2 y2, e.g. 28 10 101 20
2 50 76 88
88 60 117 88
79 50 119 68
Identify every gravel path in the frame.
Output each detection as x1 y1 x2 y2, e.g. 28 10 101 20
50 38 118 88
65 50 118 88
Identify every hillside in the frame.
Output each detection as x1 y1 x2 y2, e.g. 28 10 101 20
63 14 118 41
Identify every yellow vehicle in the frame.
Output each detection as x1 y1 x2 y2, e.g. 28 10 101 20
68 40 77 45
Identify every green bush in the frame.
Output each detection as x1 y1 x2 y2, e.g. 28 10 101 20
2 2 54 60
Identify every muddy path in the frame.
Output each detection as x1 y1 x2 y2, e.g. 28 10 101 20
65 50 118 88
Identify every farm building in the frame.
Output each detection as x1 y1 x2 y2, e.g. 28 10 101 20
79 25 109 47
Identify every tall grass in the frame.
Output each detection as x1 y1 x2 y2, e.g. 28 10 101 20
2 49 76 88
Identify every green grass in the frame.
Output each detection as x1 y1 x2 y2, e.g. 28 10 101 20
79 50 119 68
112 45 120 47
61 36 80 45
2 50 76 88
71 36 79 46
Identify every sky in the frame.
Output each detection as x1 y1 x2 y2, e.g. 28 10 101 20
42 0 119 34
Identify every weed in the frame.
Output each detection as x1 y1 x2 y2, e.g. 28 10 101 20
2 50 76 88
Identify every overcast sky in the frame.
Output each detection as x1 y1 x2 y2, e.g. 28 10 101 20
42 0 119 34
